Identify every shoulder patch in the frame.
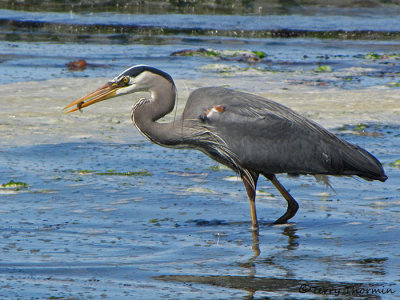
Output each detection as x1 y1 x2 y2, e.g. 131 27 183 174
199 105 226 122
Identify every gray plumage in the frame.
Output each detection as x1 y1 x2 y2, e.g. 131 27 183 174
183 87 386 182
66 65 387 229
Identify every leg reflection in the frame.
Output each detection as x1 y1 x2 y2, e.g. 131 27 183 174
282 224 299 251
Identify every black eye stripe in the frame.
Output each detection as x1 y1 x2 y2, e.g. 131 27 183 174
120 65 174 85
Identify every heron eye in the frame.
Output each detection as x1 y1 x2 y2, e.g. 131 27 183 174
122 77 129 84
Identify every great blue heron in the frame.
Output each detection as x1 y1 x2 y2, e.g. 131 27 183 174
65 65 387 230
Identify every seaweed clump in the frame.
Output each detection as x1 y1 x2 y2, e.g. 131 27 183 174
171 48 267 63
1 180 29 191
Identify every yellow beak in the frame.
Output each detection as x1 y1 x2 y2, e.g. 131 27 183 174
64 82 118 113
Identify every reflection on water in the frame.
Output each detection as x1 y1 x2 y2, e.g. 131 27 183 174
0 4 399 298
156 222 395 299
249 224 299 259
282 225 300 251
155 273 395 299
0 123 398 298
0 61 399 297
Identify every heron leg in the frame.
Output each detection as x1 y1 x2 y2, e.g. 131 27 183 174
264 174 299 224
241 172 259 231
251 230 260 258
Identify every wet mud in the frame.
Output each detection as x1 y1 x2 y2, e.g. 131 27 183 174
0 77 399 299
1 7 400 299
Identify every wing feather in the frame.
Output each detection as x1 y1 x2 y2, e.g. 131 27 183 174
183 87 386 181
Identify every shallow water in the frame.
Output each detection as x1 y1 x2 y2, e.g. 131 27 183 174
0 124 399 299
2 9 400 31
1 7 400 299
1 8 400 87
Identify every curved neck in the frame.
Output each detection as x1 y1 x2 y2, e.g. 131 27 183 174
132 77 182 146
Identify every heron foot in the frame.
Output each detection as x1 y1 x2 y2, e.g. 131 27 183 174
273 216 289 225
264 174 299 225
273 200 299 224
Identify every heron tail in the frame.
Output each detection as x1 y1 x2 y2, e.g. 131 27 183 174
340 143 387 182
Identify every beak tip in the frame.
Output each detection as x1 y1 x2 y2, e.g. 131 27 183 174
64 106 79 113
63 101 80 111
64 82 116 113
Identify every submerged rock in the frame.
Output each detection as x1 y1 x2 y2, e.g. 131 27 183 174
171 48 267 63
67 59 87 70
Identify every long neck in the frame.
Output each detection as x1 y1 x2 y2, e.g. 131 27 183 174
132 77 182 146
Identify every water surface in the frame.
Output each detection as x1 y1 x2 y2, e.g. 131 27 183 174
0 7 399 299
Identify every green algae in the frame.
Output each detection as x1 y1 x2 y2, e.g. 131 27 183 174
170 48 267 62
64 169 152 176
315 65 333 72
95 170 152 176
388 159 400 168
364 53 400 60
1 180 29 190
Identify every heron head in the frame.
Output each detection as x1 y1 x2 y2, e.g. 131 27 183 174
64 65 174 113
